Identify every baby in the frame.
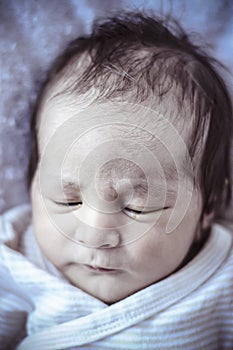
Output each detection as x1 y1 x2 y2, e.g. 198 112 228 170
1 12 233 350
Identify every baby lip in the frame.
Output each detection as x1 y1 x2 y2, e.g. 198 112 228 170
84 264 117 272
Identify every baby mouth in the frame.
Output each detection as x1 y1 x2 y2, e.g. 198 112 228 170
83 264 118 273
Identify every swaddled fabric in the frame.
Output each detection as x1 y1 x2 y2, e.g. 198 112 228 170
0 204 232 349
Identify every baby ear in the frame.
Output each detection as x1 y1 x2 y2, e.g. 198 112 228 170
194 197 215 243
201 209 215 230
200 196 216 230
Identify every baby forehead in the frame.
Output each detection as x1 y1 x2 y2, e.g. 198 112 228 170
61 127 184 193
39 100 192 177
62 121 186 175
39 98 191 144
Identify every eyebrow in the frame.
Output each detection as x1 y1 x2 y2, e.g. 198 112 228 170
61 178 178 202
62 180 83 194
49 157 188 199
133 180 178 200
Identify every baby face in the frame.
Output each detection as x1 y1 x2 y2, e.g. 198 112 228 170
31 96 202 304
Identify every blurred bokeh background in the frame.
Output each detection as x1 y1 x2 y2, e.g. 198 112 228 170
0 0 232 218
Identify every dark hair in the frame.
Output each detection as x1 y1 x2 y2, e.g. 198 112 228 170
29 11 233 218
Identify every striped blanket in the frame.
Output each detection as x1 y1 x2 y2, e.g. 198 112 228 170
0 205 233 349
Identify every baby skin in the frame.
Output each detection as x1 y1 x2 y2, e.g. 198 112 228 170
31 96 203 305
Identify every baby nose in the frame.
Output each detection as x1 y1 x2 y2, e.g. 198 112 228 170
75 208 121 248
75 228 120 248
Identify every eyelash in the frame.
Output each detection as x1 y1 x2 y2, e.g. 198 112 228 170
124 206 170 219
54 201 143 213
54 201 82 207
124 208 143 215
54 201 169 218
55 201 141 211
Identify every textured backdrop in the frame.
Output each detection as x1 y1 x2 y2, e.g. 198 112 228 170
0 0 232 220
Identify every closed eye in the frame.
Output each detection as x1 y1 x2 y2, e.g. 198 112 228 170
123 206 170 217
54 201 82 207
124 207 143 215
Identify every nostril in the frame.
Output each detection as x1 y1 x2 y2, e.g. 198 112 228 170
100 243 113 249
103 231 121 248
75 229 120 248
76 238 85 245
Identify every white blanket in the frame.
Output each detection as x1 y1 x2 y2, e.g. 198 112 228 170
0 205 233 349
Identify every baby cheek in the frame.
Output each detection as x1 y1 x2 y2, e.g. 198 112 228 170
125 220 185 280
31 188 68 266
125 227 160 268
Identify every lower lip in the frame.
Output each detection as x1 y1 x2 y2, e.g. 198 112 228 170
83 264 118 273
